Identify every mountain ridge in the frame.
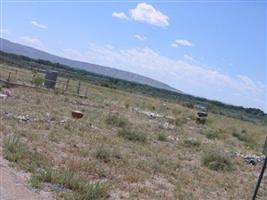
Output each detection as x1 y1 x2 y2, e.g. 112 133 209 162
0 38 180 93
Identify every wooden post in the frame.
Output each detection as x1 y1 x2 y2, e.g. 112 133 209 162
15 70 18 81
7 72 11 82
85 87 89 97
62 81 65 94
77 80 81 95
65 79 69 92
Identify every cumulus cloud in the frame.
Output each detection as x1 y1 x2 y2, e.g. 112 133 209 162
19 36 43 47
171 43 178 48
113 2 169 27
58 44 266 111
112 12 129 20
31 20 47 29
134 34 147 41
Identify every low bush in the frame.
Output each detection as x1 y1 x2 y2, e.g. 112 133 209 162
203 129 225 140
232 130 257 149
202 151 234 171
106 114 128 128
96 147 111 162
183 139 201 148
157 133 167 141
118 129 147 142
32 74 44 86
3 135 48 172
31 169 108 199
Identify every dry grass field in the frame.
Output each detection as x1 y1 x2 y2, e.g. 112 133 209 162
0 64 266 200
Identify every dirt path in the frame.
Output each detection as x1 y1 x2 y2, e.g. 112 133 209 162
0 154 54 200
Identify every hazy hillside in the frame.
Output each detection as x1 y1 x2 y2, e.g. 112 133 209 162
0 38 179 93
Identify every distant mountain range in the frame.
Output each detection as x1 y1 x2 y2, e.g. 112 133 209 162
0 38 180 93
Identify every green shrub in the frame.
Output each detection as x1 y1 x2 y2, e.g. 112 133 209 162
118 129 147 142
183 139 201 148
157 133 167 141
175 117 186 126
31 169 108 199
204 129 225 140
206 131 220 140
96 147 111 161
3 135 48 172
232 131 250 143
232 130 257 150
32 74 44 86
106 114 128 128
202 151 234 171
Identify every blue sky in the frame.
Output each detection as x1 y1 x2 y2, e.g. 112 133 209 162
1 0 266 111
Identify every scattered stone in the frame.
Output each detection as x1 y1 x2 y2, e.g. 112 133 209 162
17 115 32 123
159 122 176 130
167 135 179 141
3 111 13 118
233 152 265 165
60 117 71 124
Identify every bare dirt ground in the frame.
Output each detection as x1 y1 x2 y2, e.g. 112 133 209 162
0 149 54 200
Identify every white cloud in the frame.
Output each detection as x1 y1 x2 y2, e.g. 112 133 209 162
113 2 169 27
31 20 47 29
134 34 147 41
184 54 193 60
112 12 129 20
58 44 266 111
175 39 193 47
19 36 43 47
130 2 169 27
171 43 178 48
0 29 9 34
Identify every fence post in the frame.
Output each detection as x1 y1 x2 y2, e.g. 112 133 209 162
7 72 11 82
15 70 18 81
65 79 69 92
251 136 267 200
77 80 81 96
85 86 89 97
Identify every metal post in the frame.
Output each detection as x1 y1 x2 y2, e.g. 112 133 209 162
251 146 267 200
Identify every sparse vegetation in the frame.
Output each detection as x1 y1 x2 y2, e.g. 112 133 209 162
31 169 108 199
202 128 225 140
183 139 201 148
202 151 234 171
0 62 266 199
106 114 128 128
157 133 167 141
95 147 111 162
32 70 44 86
118 129 147 142
3 135 49 172
232 129 258 150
